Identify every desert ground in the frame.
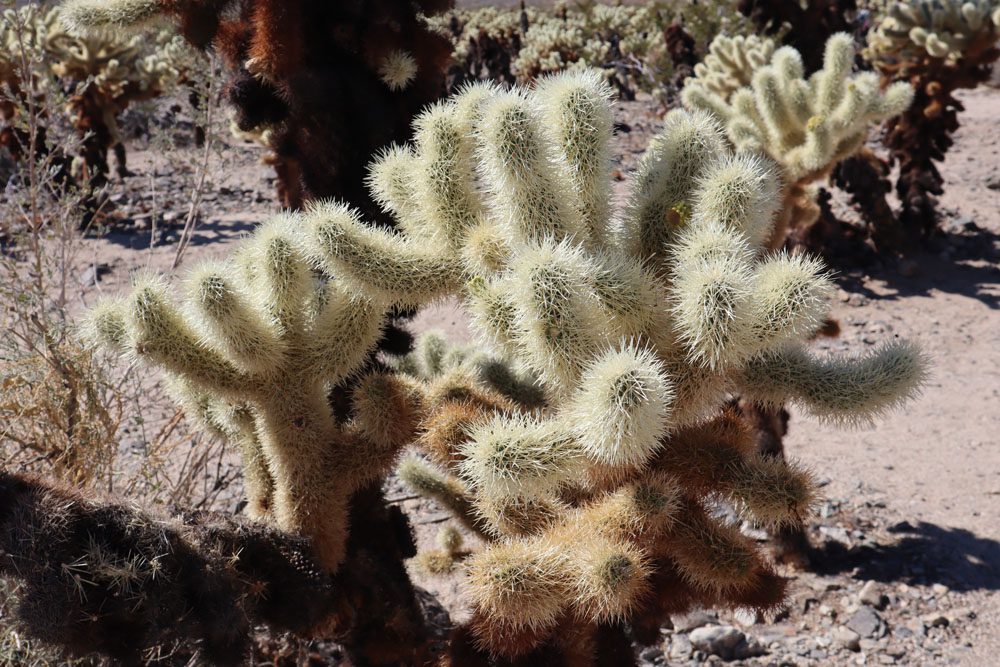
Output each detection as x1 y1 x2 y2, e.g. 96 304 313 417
52 76 999 666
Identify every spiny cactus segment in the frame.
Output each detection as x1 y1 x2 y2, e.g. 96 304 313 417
83 217 422 571
685 34 775 101
683 32 914 249
307 70 925 660
0 471 334 666
868 0 1000 64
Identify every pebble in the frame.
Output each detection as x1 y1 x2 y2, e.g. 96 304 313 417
859 580 889 610
668 634 692 660
846 606 884 638
672 610 716 632
78 262 111 287
638 645 663 662
921 612 949 628
834 627 862 652
688 625 762 661
820 525 852 546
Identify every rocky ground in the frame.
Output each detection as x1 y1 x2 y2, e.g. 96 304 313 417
31 82 1000 666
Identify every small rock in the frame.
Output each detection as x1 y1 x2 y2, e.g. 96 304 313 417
672 610 717 632
668 634 692 660
639 645 663 662
907 619 927 637
78 262 111 287
162 210 181 223
921 612 949 628
859 581 888 610
931 583 949 596
834 627 861 652
733 608 759 627
846 292 868 307
846 606 884 638
820 525 852 546
689 625 752 661
947 607 975 623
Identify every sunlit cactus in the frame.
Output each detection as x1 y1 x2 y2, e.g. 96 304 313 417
683 33 914 249
868 0 1000 63
684 34 776 102
308 70 926 661
865 0 1000 243
0 6 191 184
83 216 416 571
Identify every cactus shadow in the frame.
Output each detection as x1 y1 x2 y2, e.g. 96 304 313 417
808 521 1000 592
97 217 257 251
839 225 1000 310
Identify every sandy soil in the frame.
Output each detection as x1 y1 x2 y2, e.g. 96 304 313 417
63 84 1000 666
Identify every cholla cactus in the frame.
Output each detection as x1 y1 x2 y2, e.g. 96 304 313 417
0 471 334 665
865 0 1000 242
868 0 1000 63
307 70 925 661
82 216 434 663
61 0 453 213
84 217 417 571
0 6 191 183
685 34 776 101
432 3 695 104
737 0 857 73
683 33 914 248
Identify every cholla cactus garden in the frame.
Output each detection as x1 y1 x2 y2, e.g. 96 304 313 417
1 7 925 658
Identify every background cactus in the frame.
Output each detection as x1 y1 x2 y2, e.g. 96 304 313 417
865 0 1000 244
306 70 925 662
684 34 776 101
737 0 858 73
0 6 190 193
430 1 750 105
683 32 914 250
60 0 454 214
